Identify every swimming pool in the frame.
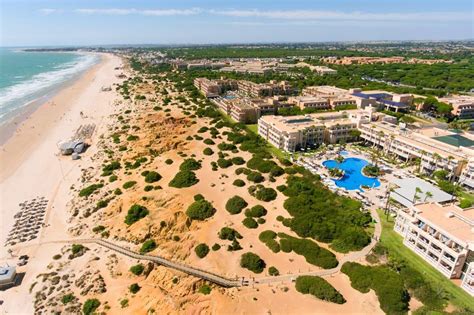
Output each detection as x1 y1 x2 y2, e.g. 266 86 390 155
323 157 380 191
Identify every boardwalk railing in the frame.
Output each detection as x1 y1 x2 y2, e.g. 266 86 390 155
76 238 241 288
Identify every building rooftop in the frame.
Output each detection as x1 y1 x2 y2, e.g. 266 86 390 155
414 203 474 245
391 177 454 208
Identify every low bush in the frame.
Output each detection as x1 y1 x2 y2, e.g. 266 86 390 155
199 284 212 295
295 276 346 304
186 199 216 220
212 243 221 251
129 264 144 276
203 147 214 156
165 159 173 165
247 156 278 173
232 179 246 187
460 198 473 209
235 167 250 175
231 157 245 165
83 299 100 315
123 181 137 189
194 194 204 201
268 266 279 276
240 252 266 274
258 230 280 253
250 185 277 202
169 170 199 188
124 204 149 225
218 227 242 241
218 142 237 151
195 243 210 258
217 158 233 168
129 283 141 294
61 293 74 304
278 233 338 269
245 205 267 218
242 217 258 229
247 171 264 183
102 161 121 176
225 196 248 214
79 183 103 197
203 138 215 145
144 171 161 183
179 158 201 171
140 239 157 254
341 262 409 314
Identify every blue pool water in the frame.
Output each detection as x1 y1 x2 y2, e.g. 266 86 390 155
224 94 236 100
323 157 380 191
339 150 349 156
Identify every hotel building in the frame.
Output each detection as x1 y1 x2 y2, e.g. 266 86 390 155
193 78 238 98
359 121 474 188
439 96 474 119
258 109 373 151
394 202 474 295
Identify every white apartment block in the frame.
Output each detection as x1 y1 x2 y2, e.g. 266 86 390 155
359 122 474 188
394 202 474 295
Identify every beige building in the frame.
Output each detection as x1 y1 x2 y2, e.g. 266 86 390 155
439 96 474 119
359 122 474 188
394 202 474 295
258 109 373 151
237 80 297 97
288 96 331 111
193 78 238 98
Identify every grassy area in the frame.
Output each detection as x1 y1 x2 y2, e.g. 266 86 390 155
458 191 474 204
246 124 258 134
243 123 289 160
377 209 473 310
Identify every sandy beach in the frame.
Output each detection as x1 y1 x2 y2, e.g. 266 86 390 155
0 53 123 313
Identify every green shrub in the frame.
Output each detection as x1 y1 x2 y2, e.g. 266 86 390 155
217 158 233 168
247 171 264 183
61 293 74 304
169 170 199 188
127 135 139 141
144 171 161 183
186 199 216 220
144 185 154 191
245 205 267 218
232 179 245 187
278 233 338 269
165 159 173 165
92 225 106 233
270 165 285 177
83 298 100 315
341 262 409 314
242 217 258 229
179 158 202 171
459 198 473 209
235 167 250 175
140 239 157 254
250 185 277 202
231 157 245 165
129 264 145 276
295 276 346 304
123 181 137 189
195 243 210 258
212 243 221 251
194 194 204 201
218 142 237 151
114 188 122 195
258 230 280 253
203 147 214 156
218 227 242 241
225 196 248 214
124 204 149 225
96 199 109 209
330 227 371 253
199 284 212 295
129 283 141 294
268 266 280 276
109 175 118 182
120 299 129 308
247 157 277 173
203 138 215 145
240 252 266 274
79 183 103 197
102 161 121 176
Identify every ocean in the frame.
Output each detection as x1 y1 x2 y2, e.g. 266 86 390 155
0 48 99 128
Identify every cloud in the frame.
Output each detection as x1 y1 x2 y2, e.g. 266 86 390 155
39 8 63 15
74 8 201 16
209 9 472 22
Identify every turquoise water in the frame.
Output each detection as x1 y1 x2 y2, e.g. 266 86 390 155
323 157 380 191
0 48 99 125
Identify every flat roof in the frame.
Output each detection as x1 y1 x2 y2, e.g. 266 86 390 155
414 203 474 243
391 177 454 208
433 135 474 148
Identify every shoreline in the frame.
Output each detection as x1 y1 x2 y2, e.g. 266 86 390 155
0 52 102 146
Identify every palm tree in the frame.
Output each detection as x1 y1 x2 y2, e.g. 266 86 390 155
432 153 441 173
446 155 454 181
418 150 427 173
413 187 423 204
424 191 433 202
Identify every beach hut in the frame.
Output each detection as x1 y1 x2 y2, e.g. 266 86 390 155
0 265 17 289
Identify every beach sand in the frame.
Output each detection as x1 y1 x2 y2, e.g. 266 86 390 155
0 53 123 313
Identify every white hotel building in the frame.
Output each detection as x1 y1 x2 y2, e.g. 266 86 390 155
394 202 474 296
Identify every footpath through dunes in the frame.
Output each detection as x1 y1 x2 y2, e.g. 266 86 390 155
60 207 381 288
60 238 243 288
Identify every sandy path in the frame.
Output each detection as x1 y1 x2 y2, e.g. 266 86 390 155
0 53 123 313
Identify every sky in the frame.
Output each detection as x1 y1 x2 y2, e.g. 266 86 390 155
1 0 473 47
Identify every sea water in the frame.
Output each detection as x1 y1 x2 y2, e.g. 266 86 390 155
0 48 99 127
